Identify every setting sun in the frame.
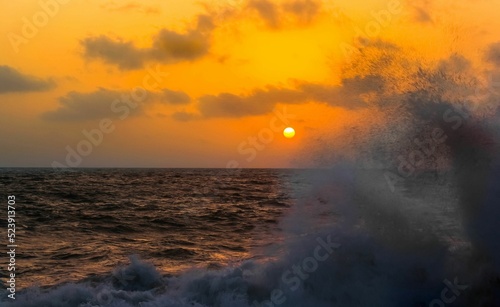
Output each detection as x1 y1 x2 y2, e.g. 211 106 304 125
283 127 295 139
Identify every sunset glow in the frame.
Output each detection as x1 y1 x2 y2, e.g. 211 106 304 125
1 0 499 169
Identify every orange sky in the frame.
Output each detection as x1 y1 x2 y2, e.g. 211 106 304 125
1 0 499 168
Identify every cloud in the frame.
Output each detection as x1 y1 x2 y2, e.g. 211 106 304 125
172 111 198 122
42 88 147 121
413 7 432 23
82 15 214 70
180 76 382 119
100 2 160 14
0 65 54 94
149 15 214 61
160 89 191 105
170 39 413 121
83 1 322 69
485 42 500 67
247 0 322 29
83 36 148 70
301 75 384 107
198 86 306 118
408 0 433 24
43 87 190 121
282 0 321 25
247 0 280 29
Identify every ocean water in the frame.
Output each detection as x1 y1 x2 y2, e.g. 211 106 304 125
1 166 499 306
0 169 298 287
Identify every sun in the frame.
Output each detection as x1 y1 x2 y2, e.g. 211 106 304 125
283 127 295 139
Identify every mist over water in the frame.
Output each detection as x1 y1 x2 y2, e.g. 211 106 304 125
2 40 500 306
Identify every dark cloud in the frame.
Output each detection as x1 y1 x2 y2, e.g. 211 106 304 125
42 88 147 121
188 76 381 119
83 36 147 70
83 1 322 69
301 75 384 108
282 0 321 25
413 7 432 23
171 40 404 121
437 54 472 74
82 15 214 70
485 42 500 67
161 89 191 105
408 0 433 24
247 0 280 29
43 87 190 121
247 0 322 29
0 65 54 94
172 111 198 122
198 86 303 118
149 15 214 62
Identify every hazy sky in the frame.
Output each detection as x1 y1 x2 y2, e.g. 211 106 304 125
1 0 499 168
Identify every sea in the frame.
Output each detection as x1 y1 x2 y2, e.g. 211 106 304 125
0 166 499 306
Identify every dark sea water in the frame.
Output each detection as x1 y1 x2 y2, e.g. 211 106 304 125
0 166 499 306
0 169 298 287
